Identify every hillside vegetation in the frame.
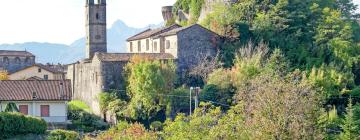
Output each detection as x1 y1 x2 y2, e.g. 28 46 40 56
89 0 360 139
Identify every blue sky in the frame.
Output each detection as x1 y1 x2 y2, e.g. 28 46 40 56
0 0 358 45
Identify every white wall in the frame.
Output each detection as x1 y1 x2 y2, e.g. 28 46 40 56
164 35 178 58
0 101 68 123
127 38 162 53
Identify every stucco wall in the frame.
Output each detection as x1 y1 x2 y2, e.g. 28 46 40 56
127 38 162 53
164 35 178 58
0 101 68 123
9 66 62 80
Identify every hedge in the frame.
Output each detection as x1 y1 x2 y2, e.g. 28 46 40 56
48 129 79 140
0 112 47 139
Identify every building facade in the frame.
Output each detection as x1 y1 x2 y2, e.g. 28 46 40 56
9 64 66 80
126 24 220 74
0 80 72 123
0 50 35 73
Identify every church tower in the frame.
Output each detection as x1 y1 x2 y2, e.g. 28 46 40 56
85 0 107 59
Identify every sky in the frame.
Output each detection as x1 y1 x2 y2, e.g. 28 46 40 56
0 0 176 45
0 0 358 45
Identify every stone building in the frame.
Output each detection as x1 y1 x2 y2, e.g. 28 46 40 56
126 24 220 75
67 0 220 116
0 50 35 73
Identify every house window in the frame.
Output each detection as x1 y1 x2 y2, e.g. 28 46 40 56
40 105 50 117
146 39 150 51
25 57 31 64
19 105 28 115
166 40 171 49
3 57 9 65
138 41 141 52
38 68 42 73
154 42 158 51
15 57 21 64
130 42 133 52
44 75 49 80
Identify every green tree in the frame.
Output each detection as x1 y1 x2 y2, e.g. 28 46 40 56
338 99 359 140
4 102 19 112
125 55 176 121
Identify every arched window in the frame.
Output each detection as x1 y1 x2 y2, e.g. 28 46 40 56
25 57 31 64
15 57 20 64
146 39 150 51
3 57 9 65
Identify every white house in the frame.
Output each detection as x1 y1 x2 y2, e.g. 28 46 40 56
0 80 72 123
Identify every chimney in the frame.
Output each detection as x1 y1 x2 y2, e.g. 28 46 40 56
162 6 174 23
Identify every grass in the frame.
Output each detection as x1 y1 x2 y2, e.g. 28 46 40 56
68 100 92 113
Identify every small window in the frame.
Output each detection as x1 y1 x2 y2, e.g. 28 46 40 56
19 105 28 115
44 75 48 80
96 13 100 20
130 42 133 52
146 39 150 51
138 41 141 52
25 57 31 64
15 57 21 64
166 40 171 49
40 105 50 117
3 57 9 65
38 68 42 73
154 42 158 51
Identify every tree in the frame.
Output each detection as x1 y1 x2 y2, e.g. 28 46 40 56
125 55 176 121
4 102 19 112
338 99 359 140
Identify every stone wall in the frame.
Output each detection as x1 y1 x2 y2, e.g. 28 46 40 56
67 57 128 115
0 56 35 73
67 58 104 115
177 25 219 76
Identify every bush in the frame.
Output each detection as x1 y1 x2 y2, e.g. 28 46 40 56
150 121 163 131
0 112 47 139
48 129 79 140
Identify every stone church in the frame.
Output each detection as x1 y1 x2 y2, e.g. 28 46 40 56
67 0 220 115
0 50 35 73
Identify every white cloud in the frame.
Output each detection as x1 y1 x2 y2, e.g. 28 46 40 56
0 0 176 45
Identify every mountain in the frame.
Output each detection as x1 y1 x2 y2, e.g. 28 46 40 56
0 20 161 64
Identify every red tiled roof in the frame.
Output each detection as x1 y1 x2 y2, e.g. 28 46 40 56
95 53 175 62
0 80 72 101
126 24 182 41
0 50 34 57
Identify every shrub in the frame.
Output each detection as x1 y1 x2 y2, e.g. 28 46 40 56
48 129 79 140
150 121 163 131
0 112 47 139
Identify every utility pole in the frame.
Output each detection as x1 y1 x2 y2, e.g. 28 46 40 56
194 87 200 109
189 87 193 116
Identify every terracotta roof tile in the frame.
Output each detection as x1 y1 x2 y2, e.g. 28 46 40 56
0 80 72 101
95 53 175 62
0 50 34 57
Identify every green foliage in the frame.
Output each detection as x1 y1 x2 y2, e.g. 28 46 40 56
67 100 108 132
166 87 189 118
125 56 176 120
174 0 191 14
0 112 47 139
150 121 163 131
95 121 157 140
48 129 79 140
189 0 204 24
338 99 359 139
99 92 118 113
4 102 19 112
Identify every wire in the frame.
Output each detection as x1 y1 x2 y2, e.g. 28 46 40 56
199 99 231 107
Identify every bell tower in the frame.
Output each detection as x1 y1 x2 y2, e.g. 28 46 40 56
85 0 107 59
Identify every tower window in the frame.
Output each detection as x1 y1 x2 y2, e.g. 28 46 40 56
95 35 101 39
96 13 100 20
